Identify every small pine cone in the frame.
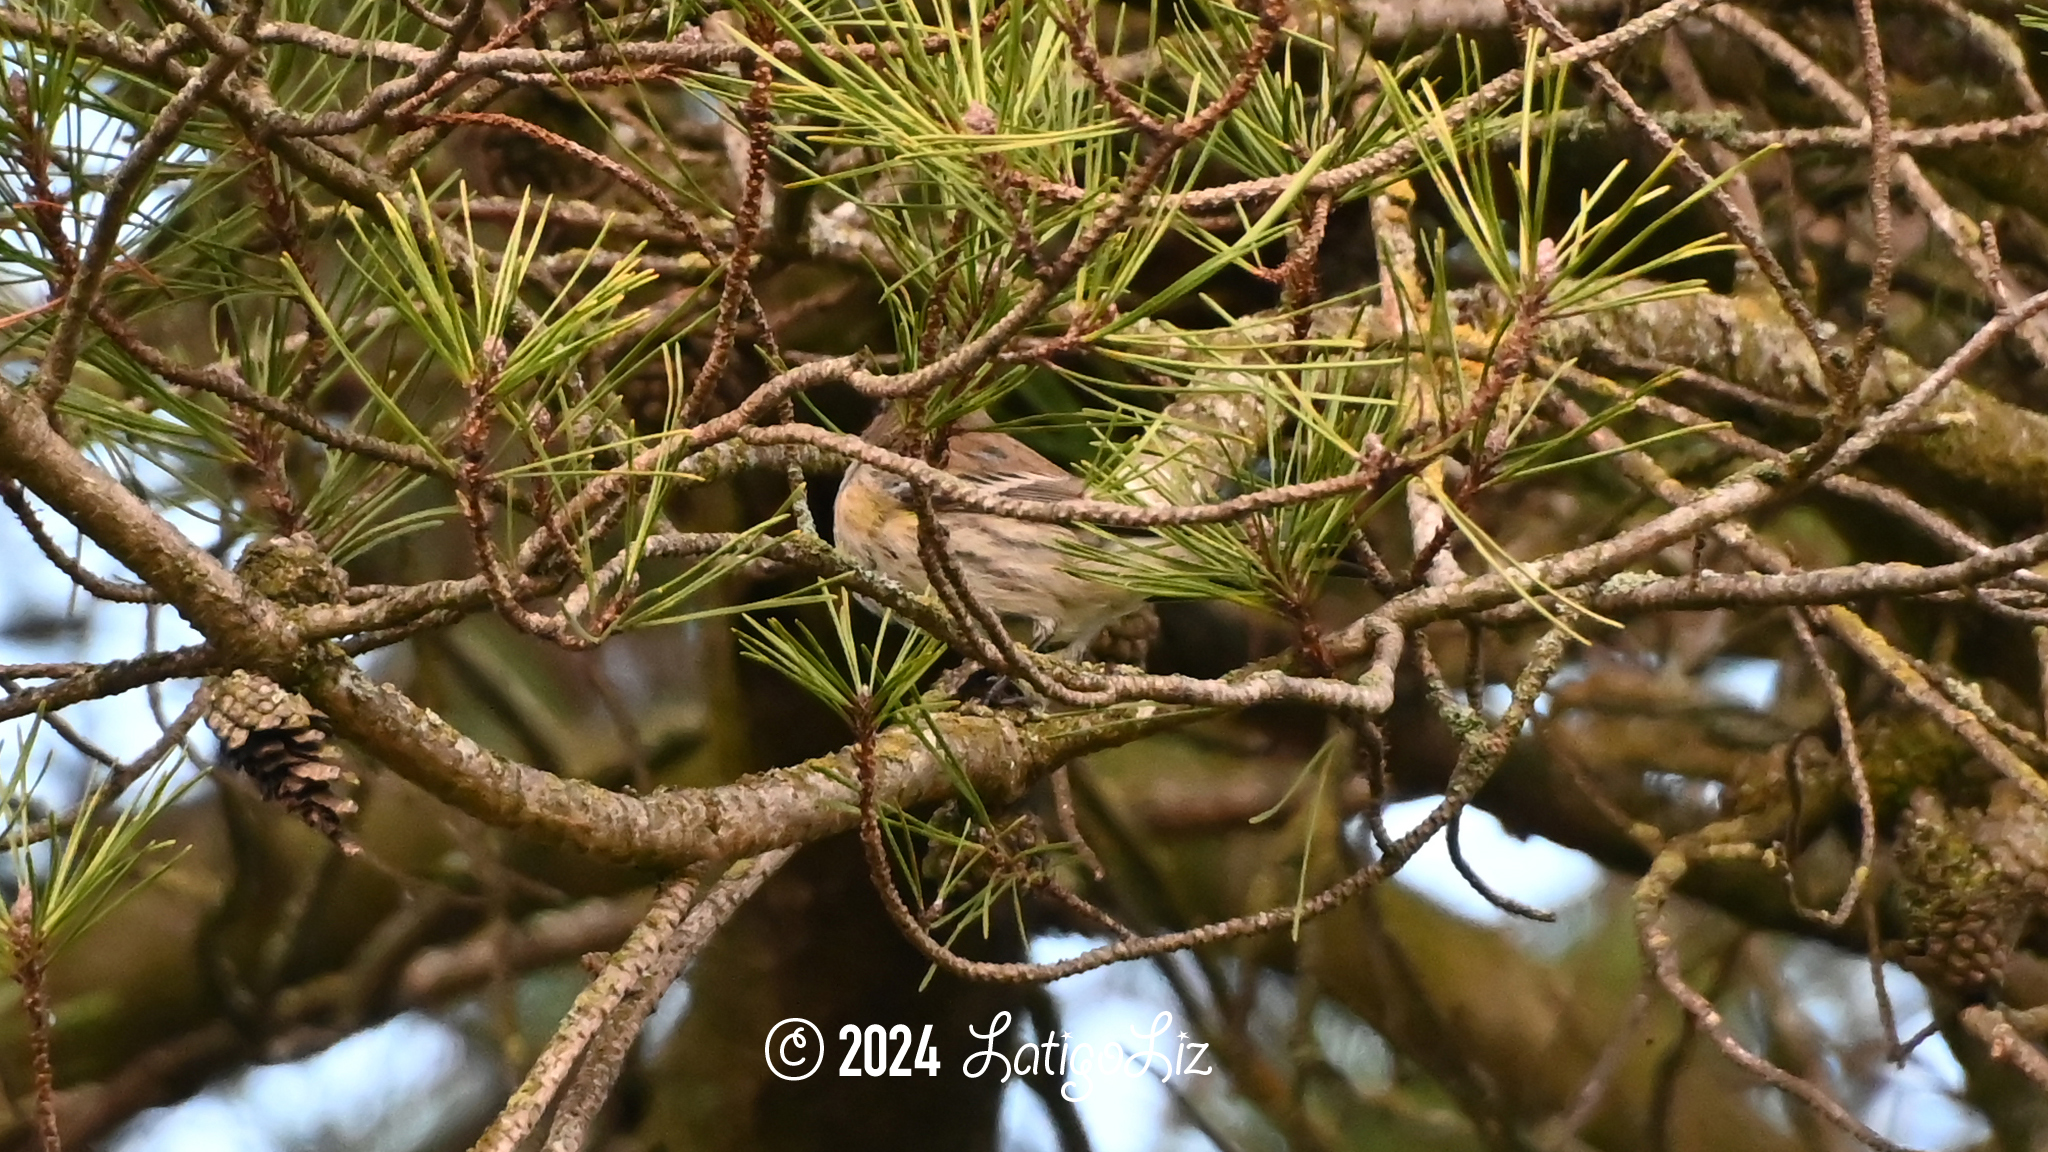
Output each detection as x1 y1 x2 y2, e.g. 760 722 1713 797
205 670 359 854
236 532 348 605
1978 781 2048 895
1088 604 1160 667
1892 790 2024 998
1895 893 2016 997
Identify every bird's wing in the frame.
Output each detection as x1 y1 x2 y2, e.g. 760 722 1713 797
862 465 1085 508
943 430 1089 503
968 470 1089 504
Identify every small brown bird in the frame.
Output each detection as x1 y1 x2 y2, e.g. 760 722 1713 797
833 407 1148 658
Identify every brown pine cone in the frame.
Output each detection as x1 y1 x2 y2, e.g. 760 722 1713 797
1892 789 2029 998
205 670 359 854
204 534 359 852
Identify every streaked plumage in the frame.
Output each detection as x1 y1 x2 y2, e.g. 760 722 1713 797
833 409 1146 657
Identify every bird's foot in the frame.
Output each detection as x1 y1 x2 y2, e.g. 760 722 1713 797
955 666 1035 710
